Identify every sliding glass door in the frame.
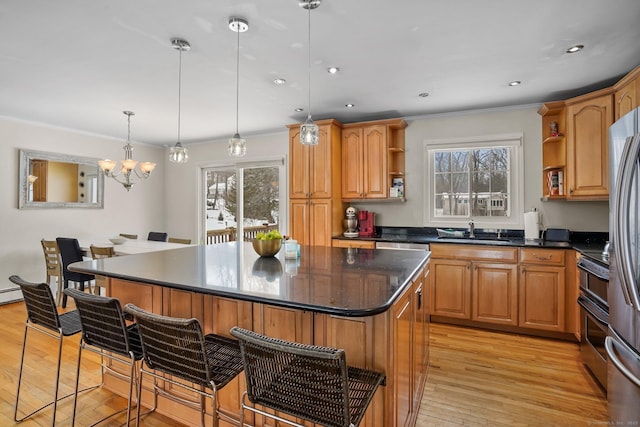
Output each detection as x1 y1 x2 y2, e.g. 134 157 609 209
202 159 285 244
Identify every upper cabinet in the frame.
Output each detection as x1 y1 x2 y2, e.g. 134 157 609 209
614 65 640 120
565 89 613 200
341 118 406 200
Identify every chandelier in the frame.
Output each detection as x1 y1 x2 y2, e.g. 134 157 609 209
228 17 249 157
169 38 190 163
299 0 321 145
98 111 156 191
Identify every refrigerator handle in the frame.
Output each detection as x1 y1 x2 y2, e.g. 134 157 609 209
605 335 640 388
614 134 640 309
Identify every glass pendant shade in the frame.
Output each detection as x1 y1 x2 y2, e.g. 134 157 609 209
300 114 319 145
169 142 188 163
228 133 247 157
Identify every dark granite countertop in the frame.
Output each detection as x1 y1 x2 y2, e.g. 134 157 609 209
69 242 430 317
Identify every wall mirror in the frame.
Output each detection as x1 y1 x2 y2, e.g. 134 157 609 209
18 149 104 209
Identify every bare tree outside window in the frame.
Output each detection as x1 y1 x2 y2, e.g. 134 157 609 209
434 146 510 218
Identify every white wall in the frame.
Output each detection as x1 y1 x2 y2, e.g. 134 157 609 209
3 105 609 301
0 117 165 301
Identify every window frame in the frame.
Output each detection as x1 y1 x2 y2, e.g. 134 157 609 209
423 133 524 229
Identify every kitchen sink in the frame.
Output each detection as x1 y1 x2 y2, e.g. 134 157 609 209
436 237 513 245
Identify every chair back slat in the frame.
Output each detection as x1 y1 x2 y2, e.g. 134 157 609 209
41 239 62 275
124 304 211 386
147 232 168 242
9 275 61 331
90 245 115 259
64 288 134 356
231 327 352 427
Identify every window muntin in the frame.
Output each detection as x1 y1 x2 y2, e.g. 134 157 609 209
425 134 523 227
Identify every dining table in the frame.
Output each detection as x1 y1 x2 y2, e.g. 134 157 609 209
79 238 193 256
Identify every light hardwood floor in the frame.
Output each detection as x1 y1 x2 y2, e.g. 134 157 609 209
0 301 607 426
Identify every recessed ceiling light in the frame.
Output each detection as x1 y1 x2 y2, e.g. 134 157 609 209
418 92 429 98
345 103 355 108
566 44 584 53
274 78 286 85
508 80 521 86
327 67 340 74
295 107 304 112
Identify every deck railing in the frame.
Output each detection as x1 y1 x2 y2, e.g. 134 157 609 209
206 224 279 245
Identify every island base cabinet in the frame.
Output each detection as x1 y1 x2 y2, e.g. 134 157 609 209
519 265 566 332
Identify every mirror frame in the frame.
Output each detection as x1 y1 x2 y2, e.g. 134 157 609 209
18 149 105 209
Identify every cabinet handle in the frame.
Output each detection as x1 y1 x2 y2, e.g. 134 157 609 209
569 188 574 194
534 254 552 261
417 290 422 309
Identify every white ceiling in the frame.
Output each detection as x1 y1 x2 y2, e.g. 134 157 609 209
1 0 639 147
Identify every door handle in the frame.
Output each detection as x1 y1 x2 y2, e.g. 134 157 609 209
605 335 640 388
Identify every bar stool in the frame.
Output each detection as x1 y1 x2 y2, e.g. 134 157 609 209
230 327 386 427
9 275 98 426
124 304 244 427
64 288 143 426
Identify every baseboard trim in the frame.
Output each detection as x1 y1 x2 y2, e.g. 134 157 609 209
0 287 23 305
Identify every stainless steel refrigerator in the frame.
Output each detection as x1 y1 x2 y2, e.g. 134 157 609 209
607 106 640 422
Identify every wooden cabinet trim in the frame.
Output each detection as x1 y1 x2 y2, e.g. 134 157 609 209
430 243 517 263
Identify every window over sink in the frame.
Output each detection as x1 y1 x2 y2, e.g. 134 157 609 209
423 133 523 228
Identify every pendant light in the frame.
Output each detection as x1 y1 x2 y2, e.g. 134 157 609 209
299 0 321 146
228 17 249 157
169 38 190 163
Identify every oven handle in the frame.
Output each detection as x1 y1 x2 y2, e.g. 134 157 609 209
576 263 609 282
605 333 640 388
577 295 608 327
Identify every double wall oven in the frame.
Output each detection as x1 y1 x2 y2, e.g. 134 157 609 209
577 253 609 391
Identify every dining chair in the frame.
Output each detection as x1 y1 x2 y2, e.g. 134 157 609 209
230 326 386 427
168 237 192 244
64 288 144 427
147 232 168 242
56 237 95 308
124 303 244 427
119 233 138 239
89 245 115 295
9 275 99 426
41 239 64 306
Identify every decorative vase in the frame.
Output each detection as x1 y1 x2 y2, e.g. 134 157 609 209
252 238 282 257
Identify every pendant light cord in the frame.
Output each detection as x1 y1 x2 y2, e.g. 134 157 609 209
177 45 183 144
236 23 240 135
307 2 312 119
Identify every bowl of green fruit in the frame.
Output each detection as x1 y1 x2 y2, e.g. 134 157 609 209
252 230 283 257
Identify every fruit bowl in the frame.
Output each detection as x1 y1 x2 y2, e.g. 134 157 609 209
252 238 282 257
109 237 126 245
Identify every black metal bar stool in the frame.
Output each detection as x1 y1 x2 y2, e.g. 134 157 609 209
124 304 244 427
230 326 386 427
64 288 143 426
9 275 99 426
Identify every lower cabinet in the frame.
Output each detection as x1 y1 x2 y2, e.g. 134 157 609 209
431 244 575 337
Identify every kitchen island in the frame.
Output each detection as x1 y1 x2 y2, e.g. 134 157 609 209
70 242 431 427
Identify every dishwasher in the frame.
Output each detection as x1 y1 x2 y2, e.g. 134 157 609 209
375 241 429 251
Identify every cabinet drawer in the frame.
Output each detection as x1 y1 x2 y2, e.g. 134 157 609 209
519 248 565 265
431 244 517 263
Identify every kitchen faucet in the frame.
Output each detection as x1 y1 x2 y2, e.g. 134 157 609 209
468 220 475 238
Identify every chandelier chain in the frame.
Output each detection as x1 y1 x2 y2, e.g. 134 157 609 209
236 23 240 135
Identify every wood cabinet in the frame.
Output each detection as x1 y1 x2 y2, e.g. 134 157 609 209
431 244 518 325
332 238 376 249
518 248 566 332
565 89 613 200
288 119 343 246
614 65 640 120
341 118 406 200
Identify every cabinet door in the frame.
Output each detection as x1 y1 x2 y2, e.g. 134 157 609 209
519 265 566 332
412 267 428 412
289 128 310 199
363 125 388 199
472 262 518 325
309 199 332 246
431 259 470 319
342 127 364 199
289 199 309 245
566 94 612 199
615 77 638 120
309 124 333 198
393 289 413 427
